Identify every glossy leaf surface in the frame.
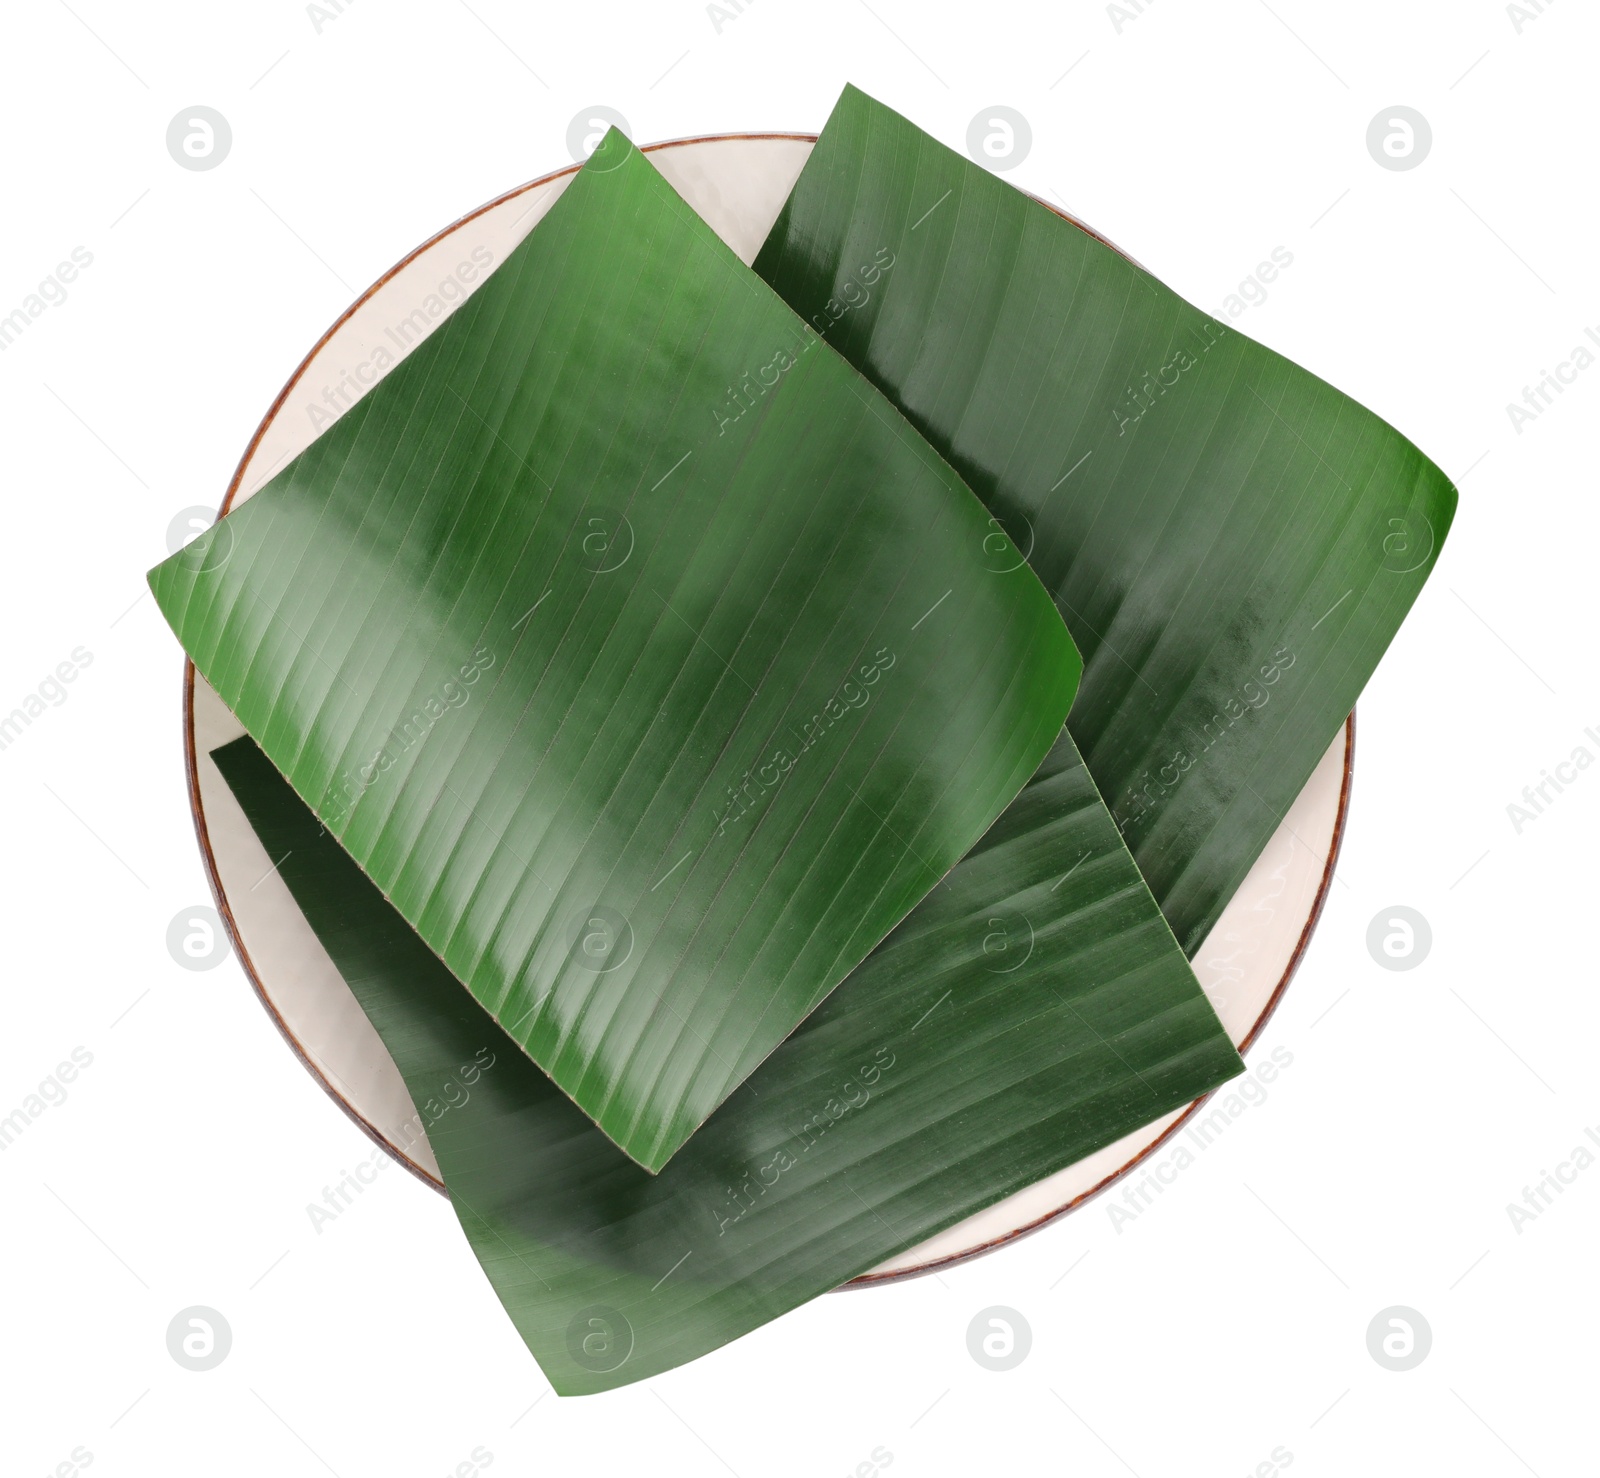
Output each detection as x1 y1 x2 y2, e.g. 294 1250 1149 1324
150 131 1079 1170
215 731 1241 1394
754 86 1457 952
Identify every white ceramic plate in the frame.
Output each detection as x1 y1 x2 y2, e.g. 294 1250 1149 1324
182 134 1352 1285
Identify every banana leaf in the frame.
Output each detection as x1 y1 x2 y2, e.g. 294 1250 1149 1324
214 729 1241 1394
753 86 1458 953
149 131 1082 1171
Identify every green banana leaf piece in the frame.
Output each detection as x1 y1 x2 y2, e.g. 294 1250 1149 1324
753 85 1458 953
214 729 1241 1394
150 131 1082 1171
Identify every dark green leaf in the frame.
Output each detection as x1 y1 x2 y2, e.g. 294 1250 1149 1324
214 730 1241 1394
753 86 1458 952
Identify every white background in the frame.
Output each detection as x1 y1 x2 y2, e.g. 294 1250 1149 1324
2 1 1594 1474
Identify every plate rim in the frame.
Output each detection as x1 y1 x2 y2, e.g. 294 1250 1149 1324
178 130 1355 1287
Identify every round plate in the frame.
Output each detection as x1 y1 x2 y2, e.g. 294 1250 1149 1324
183 133 1353 1286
